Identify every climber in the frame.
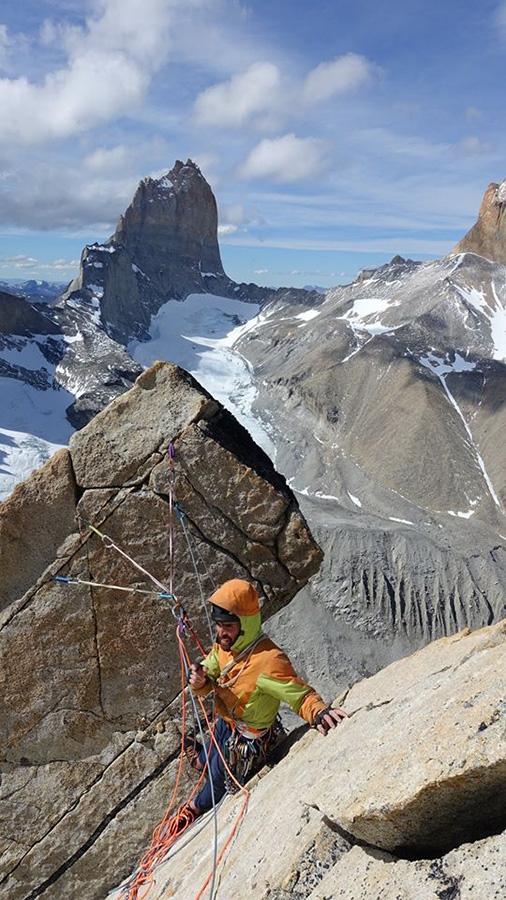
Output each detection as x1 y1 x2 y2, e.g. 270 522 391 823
181 578 347 823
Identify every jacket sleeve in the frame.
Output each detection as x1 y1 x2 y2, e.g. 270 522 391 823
256 672 327 726
189 646 220 698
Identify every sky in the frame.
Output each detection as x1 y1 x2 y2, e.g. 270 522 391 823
1 0 506 290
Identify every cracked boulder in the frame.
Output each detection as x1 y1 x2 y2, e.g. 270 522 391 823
0 361 322 900
109 618 506 900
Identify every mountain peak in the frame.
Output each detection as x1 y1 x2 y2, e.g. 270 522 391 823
113 158 224 275
57 159 232 345
139 159 205 199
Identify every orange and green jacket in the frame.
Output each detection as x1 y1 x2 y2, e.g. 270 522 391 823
191 608 327 732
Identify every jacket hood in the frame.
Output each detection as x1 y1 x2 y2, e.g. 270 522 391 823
209 579 260 616
209 580 262 654
231 611 262 654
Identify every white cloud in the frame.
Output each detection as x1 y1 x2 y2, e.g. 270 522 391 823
302 53 375 104
458 136 492 154
84 145 134 173
218 224 238 235
193 52 377 132
193 61 281 127
0 0 179 144
1 254 38 270
0 254 80 275
238 134 326 182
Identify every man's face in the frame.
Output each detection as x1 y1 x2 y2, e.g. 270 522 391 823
215 620 241 651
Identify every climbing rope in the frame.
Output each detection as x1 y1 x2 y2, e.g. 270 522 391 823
52 575 174 600
119 615 251 900
78 514 174 597
57 443 251 900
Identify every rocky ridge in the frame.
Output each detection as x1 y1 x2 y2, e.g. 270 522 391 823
0 361 322 900
0 287 142 432
108 618 506 900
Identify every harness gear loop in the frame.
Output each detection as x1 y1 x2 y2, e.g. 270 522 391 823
224 715 285 794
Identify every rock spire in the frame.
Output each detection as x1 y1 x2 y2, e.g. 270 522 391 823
58 160 235 344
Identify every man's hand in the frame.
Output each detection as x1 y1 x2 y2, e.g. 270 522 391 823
188 662 207 690
315 707 348 735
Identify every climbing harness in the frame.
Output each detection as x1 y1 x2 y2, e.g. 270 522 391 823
224 715 285 794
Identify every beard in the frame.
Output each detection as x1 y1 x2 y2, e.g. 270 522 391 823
216 632 234 649
215 629 243 650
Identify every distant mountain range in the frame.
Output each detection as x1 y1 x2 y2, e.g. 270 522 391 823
1 162 505 678
0 278 67 303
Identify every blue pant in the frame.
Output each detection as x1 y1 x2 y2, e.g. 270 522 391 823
194 718 233 813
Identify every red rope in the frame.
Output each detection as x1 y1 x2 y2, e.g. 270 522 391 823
121 445 250 899
120 621 250 900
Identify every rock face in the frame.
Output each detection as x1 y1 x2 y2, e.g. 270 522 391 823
115 159 225 294
0 361 322 900
452 179 506 263
108 619 506 900
0 291 60 336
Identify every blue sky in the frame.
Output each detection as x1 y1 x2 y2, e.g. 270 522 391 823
1 0 506 289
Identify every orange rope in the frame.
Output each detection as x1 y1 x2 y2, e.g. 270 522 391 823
120 626 208 900
120 621 251 900
121 445 251 900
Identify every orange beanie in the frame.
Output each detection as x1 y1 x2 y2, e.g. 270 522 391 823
209 579 260 617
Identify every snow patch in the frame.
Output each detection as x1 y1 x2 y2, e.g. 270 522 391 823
336 295 400 346
295 310 320 325
452 280 506 362
0 379 74 502
418 351 476 374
